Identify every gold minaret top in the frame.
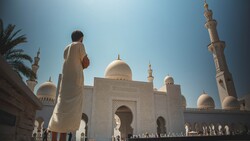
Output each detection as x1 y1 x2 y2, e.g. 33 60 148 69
204 0 208 9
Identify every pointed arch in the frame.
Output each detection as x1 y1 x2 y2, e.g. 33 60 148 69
156 116 166 136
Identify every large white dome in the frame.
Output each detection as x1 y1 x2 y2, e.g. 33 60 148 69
222 96 240 110
197 92 215 110
105 57 132 81
37 80 57 101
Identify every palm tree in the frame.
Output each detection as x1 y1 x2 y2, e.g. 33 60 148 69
0 19 36 79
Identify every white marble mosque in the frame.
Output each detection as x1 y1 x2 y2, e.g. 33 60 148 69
28 2 250 141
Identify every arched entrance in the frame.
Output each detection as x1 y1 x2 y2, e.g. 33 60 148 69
33 117 44 140
32 120 39 137
114 106 133 141
114 114 121 139
217 124 223 135
209 123 216 135
156 116 166 136
201 123 208 136
76 113 88 141
225 125 230 135
194 122 201 133
185 122 191 136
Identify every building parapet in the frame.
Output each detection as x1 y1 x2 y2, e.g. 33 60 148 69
184 108 250 114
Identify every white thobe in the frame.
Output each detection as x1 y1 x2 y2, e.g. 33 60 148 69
48 42 86 132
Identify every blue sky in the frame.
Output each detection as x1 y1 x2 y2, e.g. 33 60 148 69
1 0 249 108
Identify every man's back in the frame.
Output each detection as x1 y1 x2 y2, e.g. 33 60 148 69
63 42 86 71
61 42 86 87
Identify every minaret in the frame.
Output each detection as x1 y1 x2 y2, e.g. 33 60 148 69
26 48 40 92
49 76 52 82
117 54 121 60
147 61 154 82
203 1 237 105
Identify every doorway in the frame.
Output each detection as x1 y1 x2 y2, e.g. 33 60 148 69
114 106 133 141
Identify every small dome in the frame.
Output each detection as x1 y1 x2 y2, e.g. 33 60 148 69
164 75 174 85
222 96 240 110
181 95 187 109
105 57 132 81
197 92 215 109
37 80 57 100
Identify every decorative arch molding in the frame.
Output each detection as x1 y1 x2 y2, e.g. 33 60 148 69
185 122 191 129
34 117 45 139
36 117 44 125
79 113 89 136
82 113 88 123
112 100 137 135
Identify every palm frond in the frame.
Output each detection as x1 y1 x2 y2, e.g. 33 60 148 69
4 48 23 57
4 24 15 39
0 24 15 42
0 19 35 80
10 60 36 79
0 19 3 38
4 48 33 63
9 29 22 41
9 52 33 63
0 34 27 55
5 48 23 55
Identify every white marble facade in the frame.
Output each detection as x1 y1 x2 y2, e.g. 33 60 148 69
32 57 250 141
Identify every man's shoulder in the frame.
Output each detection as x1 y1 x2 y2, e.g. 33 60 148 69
64 44 71 50
64 42 84 53
71 42 84 47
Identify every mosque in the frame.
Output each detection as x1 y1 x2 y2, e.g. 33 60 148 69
28 2 250 141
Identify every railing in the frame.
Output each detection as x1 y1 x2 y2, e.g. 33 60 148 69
128 135 250 141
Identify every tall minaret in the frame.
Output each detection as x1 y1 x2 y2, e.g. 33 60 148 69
147 62 154 82
203 1 237 105
26 48 40 92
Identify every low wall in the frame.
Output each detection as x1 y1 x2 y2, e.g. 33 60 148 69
0 55 42 141
128 135 250 141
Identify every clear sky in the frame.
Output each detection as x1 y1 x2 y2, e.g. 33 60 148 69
1 0 249 108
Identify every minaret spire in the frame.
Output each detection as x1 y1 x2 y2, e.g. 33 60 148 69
37 48 40 57
147 61 154 82
117 54 121 60
203 1 237 105
26 48 40 92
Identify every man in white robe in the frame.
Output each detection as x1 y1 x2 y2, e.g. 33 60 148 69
48 30 89 141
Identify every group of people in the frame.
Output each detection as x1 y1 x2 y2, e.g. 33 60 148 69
124 132 185 139
32 129 72 141
112 132 170 141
